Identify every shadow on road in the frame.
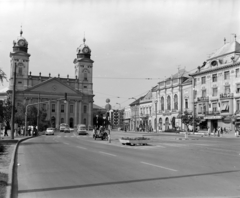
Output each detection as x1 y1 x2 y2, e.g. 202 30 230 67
18 169 240 194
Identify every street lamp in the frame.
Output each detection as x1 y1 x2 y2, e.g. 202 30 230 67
129 97 137 132
155 100 158 133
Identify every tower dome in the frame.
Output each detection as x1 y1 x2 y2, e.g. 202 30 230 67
76 37 91 55
13 29 29 53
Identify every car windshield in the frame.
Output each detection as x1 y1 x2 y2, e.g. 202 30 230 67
80 127 86 130
47 128 53 130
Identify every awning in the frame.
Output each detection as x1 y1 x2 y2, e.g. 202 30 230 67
204 116 222 120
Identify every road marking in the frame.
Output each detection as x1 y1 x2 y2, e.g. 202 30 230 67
141 162 178 172
77 146 87 150
99 151 116 157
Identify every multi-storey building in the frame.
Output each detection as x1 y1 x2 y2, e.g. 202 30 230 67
123 106 131 131
0 29 94 129
190 36 240 132
155 69 191 131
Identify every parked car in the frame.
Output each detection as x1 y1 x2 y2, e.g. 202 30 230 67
46 128 55 135
77 124 88 135
64 127 71 133
60 123 69 132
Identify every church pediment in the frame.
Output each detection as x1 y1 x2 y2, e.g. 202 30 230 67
23 77 81 95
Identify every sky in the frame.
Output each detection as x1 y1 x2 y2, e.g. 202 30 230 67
0 0 240 109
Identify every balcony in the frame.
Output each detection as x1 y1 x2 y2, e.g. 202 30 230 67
139 113 149 118
205 110 220 115
220 93 234 99
197 96 209 102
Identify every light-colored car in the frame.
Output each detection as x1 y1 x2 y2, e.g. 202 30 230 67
46 128 55 135
77 124 87 135
64 127 70 133
60 123 69 132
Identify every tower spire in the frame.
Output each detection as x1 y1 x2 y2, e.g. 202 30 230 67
83 32 86 44
20 25 23 36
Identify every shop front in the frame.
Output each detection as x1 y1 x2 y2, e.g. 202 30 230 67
204 115 222 132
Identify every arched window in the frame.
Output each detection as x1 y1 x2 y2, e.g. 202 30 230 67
84 72 88 81
167 96 171 110
174 94 178 110
84 105 87 113
161 97 164 111
18 67 23 75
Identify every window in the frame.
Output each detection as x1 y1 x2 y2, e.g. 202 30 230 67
84 72 88 81
84 86 87 89
174 94 178 110
236 84 240 93
70 105 73 113
212 87 218 96
212 103 217 112
83 118 87 125
194 90 197 99
61 118 64 123
185 99 188 109
194 78 197 86
221 101 229 113
212 74 217 82
202 89 206 97
198 104 202 114
161 97 164 111
237 100 240 111
61 105 64 113
236 68 239 78
201 76 206 84
18 67 23 75
52 104 55 113
224 71 230 80
224 86 230 94
42 104 46 110
84 105 87 113
167 96 171 110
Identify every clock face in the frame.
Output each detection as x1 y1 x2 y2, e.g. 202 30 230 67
83 47 89 53
18 40 25 46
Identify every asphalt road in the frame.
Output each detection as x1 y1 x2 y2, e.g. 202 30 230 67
17 131 240 198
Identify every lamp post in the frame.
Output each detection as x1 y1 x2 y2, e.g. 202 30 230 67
129 97 137 132
155 100 158 133
11 62 17 139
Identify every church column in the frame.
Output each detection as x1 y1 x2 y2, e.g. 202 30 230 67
78 101 82 124
88 102 93 127
74 101 78 127
56 100 60 129
66 101 69 126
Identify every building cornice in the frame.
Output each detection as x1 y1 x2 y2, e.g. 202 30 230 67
190 61 240 77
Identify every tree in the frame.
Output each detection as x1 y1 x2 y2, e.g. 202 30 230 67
181 110 201 132
0 68 7 85
2 97 12 124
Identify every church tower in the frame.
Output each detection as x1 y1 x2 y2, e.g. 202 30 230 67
73 38 94 95
9 29 31 91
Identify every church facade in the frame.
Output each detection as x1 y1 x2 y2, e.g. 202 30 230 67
1 30 94 129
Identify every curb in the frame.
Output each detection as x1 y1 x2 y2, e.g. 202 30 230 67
6 136 35 198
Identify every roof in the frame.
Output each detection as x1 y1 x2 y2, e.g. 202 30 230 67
93 104 105 110
208 41 240 60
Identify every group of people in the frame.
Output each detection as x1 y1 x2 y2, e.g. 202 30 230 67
207 126 230 137
2 122 38 137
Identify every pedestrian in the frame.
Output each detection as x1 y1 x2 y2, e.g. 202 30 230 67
28 127 31 136
217 127 220 137
4 125 8 136
220 127 223 137
207 127 211 136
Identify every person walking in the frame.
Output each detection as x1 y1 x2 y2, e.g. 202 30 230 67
4 125 8 136
207 127 211 136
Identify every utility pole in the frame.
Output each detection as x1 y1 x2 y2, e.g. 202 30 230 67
11 62 17 139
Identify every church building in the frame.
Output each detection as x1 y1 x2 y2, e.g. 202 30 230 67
1 30 94 129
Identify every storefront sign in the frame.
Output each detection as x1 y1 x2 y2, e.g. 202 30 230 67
204 116 222 120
